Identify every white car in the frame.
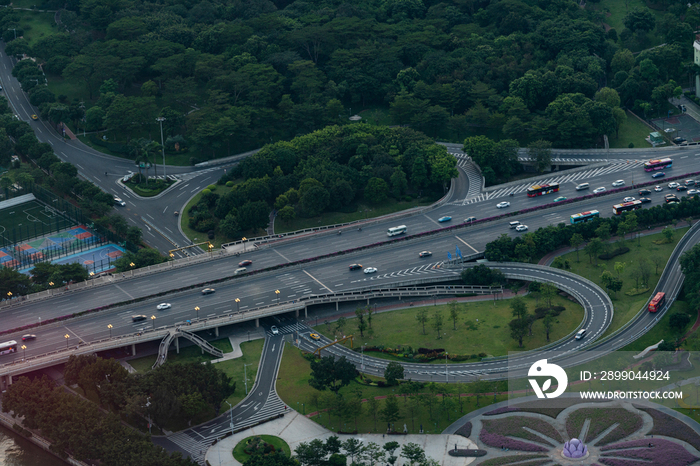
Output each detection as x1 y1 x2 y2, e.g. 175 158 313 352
668 182 679 189
654 186 663 192
364 267 377 274
515 225 528 232
593 187 606 194
496 201 510 209
156 303 171 310
612 180 625 187
114 197 126 206
622 197 635 202
688 189 699 195
270 325 279 335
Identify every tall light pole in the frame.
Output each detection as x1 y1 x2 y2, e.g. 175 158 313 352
195 306 200 319
275 289 280 304
235 298 240 313
242 237 247 252
21 344 26 359
64 334 70 348
151 315 156 329
225 400 234 433
108 324 113 338
156 116 166 179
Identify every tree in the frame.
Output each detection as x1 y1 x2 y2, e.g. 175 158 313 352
384 441 400 466
570 233 584 262
601 270 623 296
510 297 528 321
401 443 426 466
594 87 621 108
125 226 142 244
380 395 400 426
364 177 389 204
509 318 529 347
527 140 552 172
342 438 364 464
309 356 356 393
670 313 691 334
367 396 379 431
415 308 428 334
278 205 296 223
390 167 408 198
623 8 656 33
662 226 674 243
448 301 459 329
355 307 367 337
432 309 444 339
543 311 555 342
384 362 404 386
585 238 604 264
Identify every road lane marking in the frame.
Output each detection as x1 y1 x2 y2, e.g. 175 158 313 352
454 235 478 253
163 206 168 213
273 249 291 262
302 270 333 293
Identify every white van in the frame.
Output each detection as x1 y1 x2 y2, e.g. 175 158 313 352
509 221 520 229
234 267 247 275
575 329 586 340
575 183 589 191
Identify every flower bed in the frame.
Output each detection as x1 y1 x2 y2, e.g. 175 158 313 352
454 421 472 438
566 408 642 446
635 406 700 451
479 426 548 452
482 417 563 445
599 438 699 466
479 455 548 466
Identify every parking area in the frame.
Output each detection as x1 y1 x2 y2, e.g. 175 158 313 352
650 113 700 143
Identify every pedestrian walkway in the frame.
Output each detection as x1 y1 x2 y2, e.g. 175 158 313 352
206 410 478 466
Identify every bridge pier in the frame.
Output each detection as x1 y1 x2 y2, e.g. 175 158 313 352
336 301 339 311
214 326 219 337
175 336 179 354
0 374 11 391
304 306 308 318
131 343 136 356
295 308 299 318
255 318 259 327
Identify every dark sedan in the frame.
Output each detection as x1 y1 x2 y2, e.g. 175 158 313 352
638 189 651 196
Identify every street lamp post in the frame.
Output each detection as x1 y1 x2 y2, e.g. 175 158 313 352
208 243 213 256
242 237 247 252
235 298 240 313
195 306 200 319
108 324 113 338
151 315 156 329
7 291 12 300
156 117 166 179
64 334 70 348
275 289 280 304
130 262 135 276
21 344 26 359
48 281 54 295
225 400 234 433
169 253 174 266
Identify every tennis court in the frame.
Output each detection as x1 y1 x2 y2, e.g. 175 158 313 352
0 199 75 247
650 113 700 142
52 244 125 274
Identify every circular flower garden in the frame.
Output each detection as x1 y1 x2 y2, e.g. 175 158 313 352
454 399 700 466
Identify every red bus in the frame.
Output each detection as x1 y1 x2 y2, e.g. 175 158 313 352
648 292 665 313
527 182 559 197
643 158 673 172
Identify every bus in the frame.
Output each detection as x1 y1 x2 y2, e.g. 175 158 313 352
613 200 643 215
570 210 600 224
644 158 673 171
0 340 17 355
648 292 666 312
527 182 560 197
387 225 407 237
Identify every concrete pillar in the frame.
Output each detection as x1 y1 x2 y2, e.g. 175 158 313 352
336 301 339 311
295 308 299 318
131 343 136 356
304 306 308 318
175 337 179 354
367 297 370 305
215 326 219 337
255 318 259 327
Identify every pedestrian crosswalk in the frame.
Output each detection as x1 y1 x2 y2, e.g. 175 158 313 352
350 263 455 283
167 431 209 465
447 160 646 206
456 157 482 199
268 321 307 336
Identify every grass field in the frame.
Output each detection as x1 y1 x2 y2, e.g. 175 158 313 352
557 227 688 338
0 199 75 246
18 11 56 47
609 111 656 149
586 0 665 51
313 293 583 358
232 435 291 462
276 345 508 434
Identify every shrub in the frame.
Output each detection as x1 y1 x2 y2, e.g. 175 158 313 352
598 247 630 260
226 181 234 187
201 188 211 195
478 352 487 358
207 184 216 191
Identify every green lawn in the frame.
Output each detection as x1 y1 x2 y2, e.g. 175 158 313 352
232 435 291 462
18 11 56 47
127 336 234 372
587 0 665 51
276 346 508 434
609 110 655 149
313 294 583 358
557 227 689 338
358 106 392 126
621 301 694 352
275 197 437 234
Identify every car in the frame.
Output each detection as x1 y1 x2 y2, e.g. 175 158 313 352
575 329 587 340
21 334 36 341
665 193 678 199
496 201 510 209
575 183 590 191
438 216 452 223
270 326 279 335
156 303 171 310
673 136 686 144
688 189 699 195
349 264 363 270
651 172 666 179
685 179 696 186
238 259 252 267
31 114 38 120
639 198 652 204
201 288 216 295
113 197 126 206
654 186 663 192
677 186 688 192
612 180 625 187
464 216 477 223
623 196 635 202
638 189 651 195
515 225 528 232
593 187 606 194
665 196 680 204
419 251 432 258
553 196 567 202
309 333 320 340
668 182 680 189
0 85 3 90
680 104 687 112
234 267 247 274
363 267 377 274
132 315 147 322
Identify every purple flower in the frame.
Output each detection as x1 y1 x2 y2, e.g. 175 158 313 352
600 438 698 466
563 438 587 458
